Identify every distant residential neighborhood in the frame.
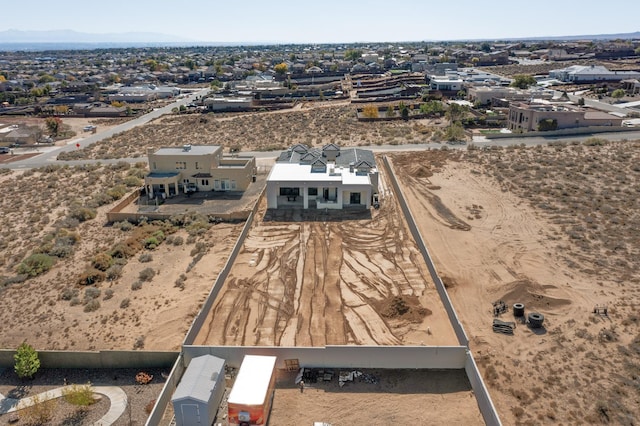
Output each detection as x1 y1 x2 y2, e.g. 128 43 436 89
1 38 640 148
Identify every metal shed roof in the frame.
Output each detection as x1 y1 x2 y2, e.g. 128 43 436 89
172 355 226 404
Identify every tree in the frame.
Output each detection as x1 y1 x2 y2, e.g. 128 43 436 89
611 89 625 100
274 62 288 75
511 74 537 89
344 49 363 61
446 102 468 123
14 342 40 379
45 117 62 136
480 42 491 53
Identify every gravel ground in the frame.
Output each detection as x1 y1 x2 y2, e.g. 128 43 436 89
0 367 169 425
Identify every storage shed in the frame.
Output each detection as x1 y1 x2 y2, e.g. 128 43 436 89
172 354 226 426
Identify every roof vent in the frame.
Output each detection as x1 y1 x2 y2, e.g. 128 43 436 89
183 144 192 152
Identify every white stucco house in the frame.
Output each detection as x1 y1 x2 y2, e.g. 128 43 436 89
266 144 379 210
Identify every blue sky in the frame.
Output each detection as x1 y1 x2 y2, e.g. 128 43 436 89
1 0 638 43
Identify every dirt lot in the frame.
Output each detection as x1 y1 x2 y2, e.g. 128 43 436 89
0 163 245 352
208 368 483 426
194 167 457 347
390 142 640 425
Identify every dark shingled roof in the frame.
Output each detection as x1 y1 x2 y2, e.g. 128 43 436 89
276 145 376 167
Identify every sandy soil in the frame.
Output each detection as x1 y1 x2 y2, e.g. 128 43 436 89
390 144 640 425
0 161 245 351
194 166 458 347
209 368 483 426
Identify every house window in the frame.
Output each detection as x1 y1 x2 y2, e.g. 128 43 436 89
308 187 318 196
231 180 236 190
195 161 201 169
214 180 220 189
176 161 186 170
279 187 300 196
202 179 209 186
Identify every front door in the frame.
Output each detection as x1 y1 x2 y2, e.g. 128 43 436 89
350 192 361 205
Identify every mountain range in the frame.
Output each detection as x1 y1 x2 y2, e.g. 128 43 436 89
0 29 638 48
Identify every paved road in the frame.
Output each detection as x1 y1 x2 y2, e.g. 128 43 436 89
2 95 640 170
3 88 209 168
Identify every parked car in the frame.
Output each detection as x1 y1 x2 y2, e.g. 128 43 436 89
0 147 10 154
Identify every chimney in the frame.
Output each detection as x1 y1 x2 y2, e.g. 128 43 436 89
349 162 354 173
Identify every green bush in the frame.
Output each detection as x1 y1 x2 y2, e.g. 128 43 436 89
107 184 127 201
143 237 158 249
17 253 55 277
14 342 40 379
63 383 96 406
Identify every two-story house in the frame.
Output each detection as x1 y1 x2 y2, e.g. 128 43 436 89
266 144 379 210
145 145 256 198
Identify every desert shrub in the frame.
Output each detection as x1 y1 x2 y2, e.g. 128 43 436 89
138 268 155 282
17 253 55 277
61 288 79 301
172 236 184 246
115 221 134 231
103 289 114 300
92 252 113 271
19 393 57 424
190 242 208 256
110 242 137 259
143 237 159 250
138 253 153 263
88 192 112 207
77 268 105 285
48 243 73 258
63 383 96 406
53 216 80 229
83 299 100 312
107 184 127 201
105 264 123 280
186 235 196 244
123 175 142 187
131 280 143 291
133 336 145 349
109 161 130 171
68 205 97 222
84 287 101 300
120 298 130 309
1 274 28 287
70 297 81 306
174 273 187 290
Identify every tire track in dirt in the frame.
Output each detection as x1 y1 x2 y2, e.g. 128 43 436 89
196 173 444 346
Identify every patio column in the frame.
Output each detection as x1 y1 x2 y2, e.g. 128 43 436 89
164 183 169 196
303 187 309 209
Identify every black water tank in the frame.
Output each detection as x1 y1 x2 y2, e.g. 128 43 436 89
513 303 525 317
528 312 544 328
